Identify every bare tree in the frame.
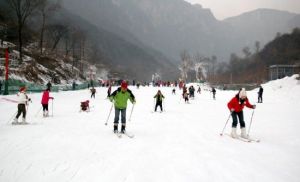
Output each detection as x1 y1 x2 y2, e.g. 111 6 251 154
242 46 251 58
179 50 193 82
47 23 68 52
6 0 42 63
38 0 60 55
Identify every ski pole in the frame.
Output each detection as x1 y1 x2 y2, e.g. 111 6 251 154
247 109 255 137
128 104 135 122
153 98 156 112
105 103 113 125
163 99 166 112
7 111 17 124
51 99 54 117
35 106 42 117
220 112 232 136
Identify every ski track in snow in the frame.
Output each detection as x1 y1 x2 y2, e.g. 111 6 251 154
0 75 300 182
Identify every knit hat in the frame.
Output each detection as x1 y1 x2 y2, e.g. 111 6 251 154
239 88 247 98
19 87 26 92
121 81 128 89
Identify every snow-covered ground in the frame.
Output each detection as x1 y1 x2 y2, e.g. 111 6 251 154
0 75 300 182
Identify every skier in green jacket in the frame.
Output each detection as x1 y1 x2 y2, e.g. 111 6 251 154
109 80 136 133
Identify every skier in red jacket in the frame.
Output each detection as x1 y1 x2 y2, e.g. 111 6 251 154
227 88 256 139
41 88 54 117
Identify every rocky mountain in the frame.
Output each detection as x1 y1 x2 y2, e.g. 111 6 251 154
54 10 179 81
223 9 300 55
62 0 300 62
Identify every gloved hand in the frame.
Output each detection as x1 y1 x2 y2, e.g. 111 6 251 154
253 105 256 109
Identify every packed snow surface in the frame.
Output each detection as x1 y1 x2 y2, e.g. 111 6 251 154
0 75 300 182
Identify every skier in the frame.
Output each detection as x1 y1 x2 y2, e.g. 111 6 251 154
182 85 187 98
212 87 216 99
107 85 112 98
258 85 264 103
109 80 136 133
12 87 31 124
72 81 76 90
90 87 96 98
172 88 176 94
183 92 189 103
154 90 165 112
227 88 256 139
189 85 195 98
80 100 90 112
197 86 201 94
41 88 54 117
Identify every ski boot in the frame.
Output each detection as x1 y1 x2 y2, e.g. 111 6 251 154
231 127 238 138
21 118 28 125
12 118 18 125
121 124 126 134
113 124 118 133
241 127 248 139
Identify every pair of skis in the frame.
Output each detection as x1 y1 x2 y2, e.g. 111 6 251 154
115 132 134 138
221 133 260 143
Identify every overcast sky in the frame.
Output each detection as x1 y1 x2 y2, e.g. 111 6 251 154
184 0 300 20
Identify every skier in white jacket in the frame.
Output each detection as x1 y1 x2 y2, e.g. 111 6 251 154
12 87 31 125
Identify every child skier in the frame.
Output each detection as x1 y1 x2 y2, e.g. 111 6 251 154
154 90 165 112
109 81 136 133
227 88 256 139
41 88 54 117
12 87 31 125
80 100 90 112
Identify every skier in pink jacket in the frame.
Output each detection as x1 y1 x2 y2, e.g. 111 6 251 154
41 88 54 117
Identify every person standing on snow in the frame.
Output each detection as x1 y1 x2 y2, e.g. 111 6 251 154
258 85 264 103
172 88 176 94
41 88 54 117
12 87 31 124
107 85 112 98
197 86 201 94
154 90 165 112
90 87 96 98
212 87 216 99
227 88 256 139
109 81 136 133
189 85 195 98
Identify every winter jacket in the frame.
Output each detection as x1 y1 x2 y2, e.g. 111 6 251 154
109 87 135 109
41 90 53 105
227 95 254 113
154 94 164 103
17 91 29 104
258 87 263 95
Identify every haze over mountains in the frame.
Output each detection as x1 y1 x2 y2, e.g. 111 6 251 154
62 0 300 64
